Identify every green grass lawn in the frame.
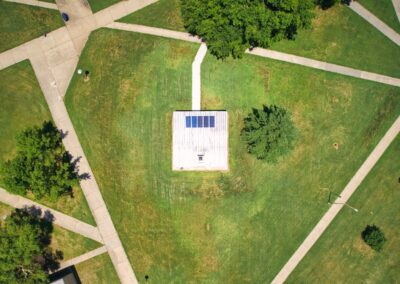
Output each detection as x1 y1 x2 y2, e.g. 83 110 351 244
0 202 101 263
87 0 121 13
0 2 63 53
358 0 400 34
288 137 400 283
119 0 185 31
65 29 400 282
271 5 400 78
0 61 95 226
75 253 119 283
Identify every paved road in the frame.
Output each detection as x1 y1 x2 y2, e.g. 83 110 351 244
349 1 400 46
271 116 400 284
4 0 57 9
56 246 108 271
0 187 103 243
192 43 207 110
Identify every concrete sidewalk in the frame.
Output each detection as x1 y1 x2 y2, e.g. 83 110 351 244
0 187 103 244
4 0 58 10
106 22 202 43
247 48 400 87
349 1 400 46
56 246 107 271
271 116 400 284
30 52 139 284
393 0 400 23
105 22 400 87
192 43 207 110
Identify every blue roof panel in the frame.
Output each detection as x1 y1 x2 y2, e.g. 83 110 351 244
210 116 215 128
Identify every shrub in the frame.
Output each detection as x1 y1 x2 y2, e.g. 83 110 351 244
361 225 386 252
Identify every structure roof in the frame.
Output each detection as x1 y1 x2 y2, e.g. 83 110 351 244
172 111 229 171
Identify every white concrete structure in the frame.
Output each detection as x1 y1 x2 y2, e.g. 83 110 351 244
192 43 207 110
172 111 229 171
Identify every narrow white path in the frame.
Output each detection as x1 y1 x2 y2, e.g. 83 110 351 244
55 246 107 271
0 188 103 244
349 1 400 46
3 0 58 10
247 48 400 87
272 116 400 284
392 0 400 23
192 43 207 110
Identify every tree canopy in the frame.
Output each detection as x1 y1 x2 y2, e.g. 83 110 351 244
241 105 297 162
0 208 60 283
1 121 77 201
362 225 386 252
180 0 315 59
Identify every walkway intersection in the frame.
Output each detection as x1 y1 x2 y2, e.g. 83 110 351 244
0 0 399 283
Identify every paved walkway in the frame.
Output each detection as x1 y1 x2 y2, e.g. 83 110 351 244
247 48 400 87
392 0 400 23
56 246 107 271
349 1 400 46
106 23 400 87
0 187 103 243
192 43 207 110
106 22 202 42
29 34 139 284
4 0 58 9
272 116 400 284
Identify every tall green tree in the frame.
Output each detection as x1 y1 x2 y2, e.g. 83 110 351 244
180 0 315 59
1 121 77 201
0 208 60 283
241 105 297 162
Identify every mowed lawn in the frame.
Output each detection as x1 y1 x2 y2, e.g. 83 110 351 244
0 203 101 263
0 2 63 53
358 0 400 34
270 5 400 78
65 28 400 282
119 0 185 31
288 137 400 283
0 61 95 225
75 253 119 283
